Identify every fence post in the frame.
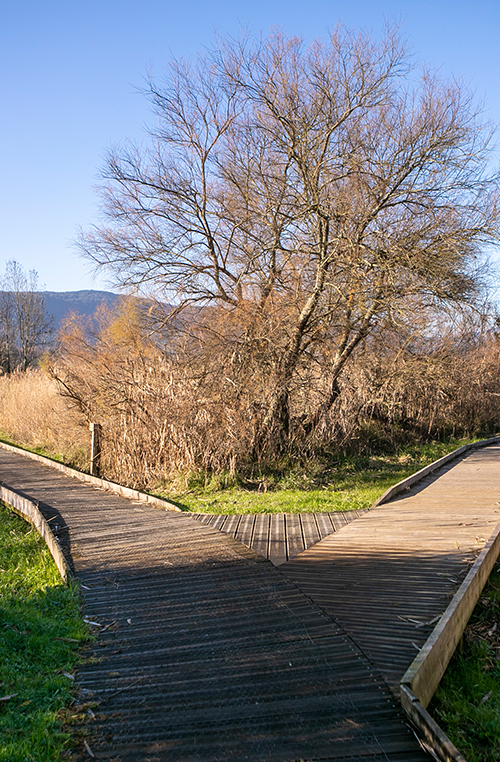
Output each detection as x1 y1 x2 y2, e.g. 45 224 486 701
89 422 102 477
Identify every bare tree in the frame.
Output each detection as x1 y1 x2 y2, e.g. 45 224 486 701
0 261 53 372
79 27 500 453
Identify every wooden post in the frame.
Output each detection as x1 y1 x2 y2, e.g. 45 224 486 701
89 423 102 477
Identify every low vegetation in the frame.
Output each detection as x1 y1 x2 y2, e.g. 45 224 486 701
0 502 88 762
0 371 482 515
42 299 500 494
167 440 479 513
431 569 500 762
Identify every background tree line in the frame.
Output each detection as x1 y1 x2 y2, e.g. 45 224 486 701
0 261 53 373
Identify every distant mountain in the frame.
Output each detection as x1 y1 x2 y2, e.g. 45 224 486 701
41 290 125 330
41 290 175 333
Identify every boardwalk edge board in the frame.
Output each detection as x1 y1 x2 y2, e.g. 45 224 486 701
372 435 500 508
0 484 70 581
400 685 467 762
401 519 500 706
0 439 182 512
399 514 500 762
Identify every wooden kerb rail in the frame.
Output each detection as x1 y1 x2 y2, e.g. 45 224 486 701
399 520 500 762
0 483 71 582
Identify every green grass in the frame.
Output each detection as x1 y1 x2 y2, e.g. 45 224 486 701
0 430 484 514
0 502 89 762
163 438 480 513
431 570 500 762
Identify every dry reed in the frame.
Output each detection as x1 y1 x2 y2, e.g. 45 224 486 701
0 369 89 468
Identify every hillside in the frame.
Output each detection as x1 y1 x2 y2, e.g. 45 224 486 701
41 290 123 330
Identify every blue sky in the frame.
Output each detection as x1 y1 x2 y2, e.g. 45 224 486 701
1 0 500 292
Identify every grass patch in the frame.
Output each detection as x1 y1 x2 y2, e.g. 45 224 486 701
0 432 484 514
163 438 479 513
430 569 500 762
0 502 88 762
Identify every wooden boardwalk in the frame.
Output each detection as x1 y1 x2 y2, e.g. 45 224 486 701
0 446 429 761
190 509 369 564
282 445 500 690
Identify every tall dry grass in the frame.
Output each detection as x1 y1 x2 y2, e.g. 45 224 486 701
0 369 89 468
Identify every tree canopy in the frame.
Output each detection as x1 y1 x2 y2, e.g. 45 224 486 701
79 27 500 452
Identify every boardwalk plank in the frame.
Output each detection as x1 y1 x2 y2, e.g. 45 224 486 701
300 513 321 548
314 511 335 537
285 513 305 559
329 511 349 530
252 513 270 559
269 513 287 566
236 512 256 546
220 513 240 535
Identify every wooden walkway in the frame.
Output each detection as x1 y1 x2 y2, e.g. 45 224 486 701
190 509 369 564
0 446 429 761
282 445 500 691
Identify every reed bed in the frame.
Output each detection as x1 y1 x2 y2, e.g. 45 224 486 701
0 370 88 469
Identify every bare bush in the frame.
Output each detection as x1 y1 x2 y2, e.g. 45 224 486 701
49 301 257 487
325 322 500 451
44 298 500 489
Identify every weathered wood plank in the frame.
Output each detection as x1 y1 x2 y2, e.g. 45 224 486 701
251 513 270 559
285 513 305 560
329 511 349 531
300 513 321 549
211 514 228 531
221 513 241 536
235 513 255 547
269 513 287 566
314 511 335 538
